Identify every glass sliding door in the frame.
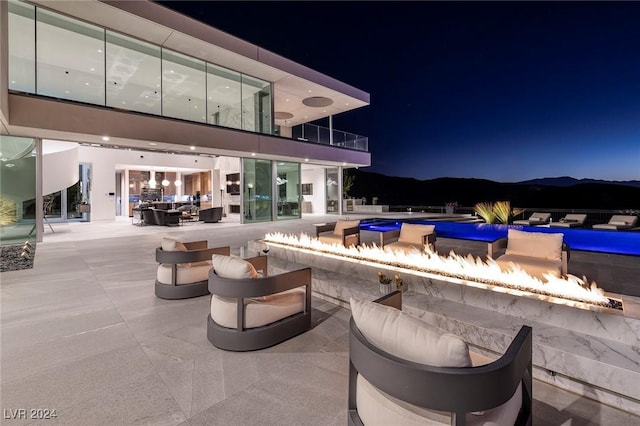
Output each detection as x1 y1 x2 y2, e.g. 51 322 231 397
276 162 300 220
242 158 272 223
326 168 340 214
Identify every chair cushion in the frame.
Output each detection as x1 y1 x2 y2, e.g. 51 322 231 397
211 288 305 329
356 374 523 426
333 220 360 235
318 234 343 245
161 237 187 252
505 229 563 261
383 241 423 253
398 223 435 245
212 254 258 279
350 298 470 367
496 254 562 278
157 261 211 285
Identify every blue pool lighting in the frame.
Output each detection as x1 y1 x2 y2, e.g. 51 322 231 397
360 219 640 257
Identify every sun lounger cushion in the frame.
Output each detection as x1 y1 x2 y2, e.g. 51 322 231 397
505 229 563 261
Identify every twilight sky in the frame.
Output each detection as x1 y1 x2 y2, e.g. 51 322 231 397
159 1 640 183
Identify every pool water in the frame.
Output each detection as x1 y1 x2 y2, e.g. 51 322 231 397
360 219 640 257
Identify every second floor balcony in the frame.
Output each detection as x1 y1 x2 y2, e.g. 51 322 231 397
291 123 368 152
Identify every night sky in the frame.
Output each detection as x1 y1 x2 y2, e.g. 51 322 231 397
158 1 640 183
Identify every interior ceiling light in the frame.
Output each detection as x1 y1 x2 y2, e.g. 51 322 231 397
102 136 109 141
190 146 195 150
149 142 157 146
251 153 256 156
174 179 182 187
5 163 15 168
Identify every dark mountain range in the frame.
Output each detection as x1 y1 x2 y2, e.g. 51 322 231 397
516 176 640 188
347 170 640 210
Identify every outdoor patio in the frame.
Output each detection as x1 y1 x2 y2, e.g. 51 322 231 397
1 214 639 425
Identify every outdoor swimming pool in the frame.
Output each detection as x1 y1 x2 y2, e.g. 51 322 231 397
360 219 640 256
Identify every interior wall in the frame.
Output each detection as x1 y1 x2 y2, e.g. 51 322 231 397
301 167 326 214
215 156 241 215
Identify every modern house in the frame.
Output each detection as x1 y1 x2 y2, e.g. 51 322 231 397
0 0 370 243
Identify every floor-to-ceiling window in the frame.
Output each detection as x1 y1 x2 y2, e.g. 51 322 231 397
106 31 161 115
0 136 37 245
36 7 105 105
243 158 272 223
8 1 274 135
326 168 340 214
276 162 301 220
45 164 91 223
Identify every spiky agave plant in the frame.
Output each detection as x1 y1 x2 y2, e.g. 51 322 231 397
474 202 496 224
493 201 512 224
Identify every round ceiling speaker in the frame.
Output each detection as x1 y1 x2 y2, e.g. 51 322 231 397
302 96 333 107
274 111 294 119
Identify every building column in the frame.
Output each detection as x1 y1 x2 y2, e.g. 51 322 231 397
338 165 343 216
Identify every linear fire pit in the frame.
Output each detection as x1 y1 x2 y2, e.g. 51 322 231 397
252 234 640 416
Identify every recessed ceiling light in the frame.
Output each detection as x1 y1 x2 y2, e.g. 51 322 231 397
345 103 349 106
145 95 148 98
208 96 212 100
65 90 70 94
170 70 174 73
308 90 312 93
122 101 126 104
5 163 15 168
85 82 89 86
156 84 160 87
190 146 195 150
251 152 256 156
97 49 102 53
323 110 326 112
90 68 95 71
304 158 309 162
149 142 158 146
102 136 109 141
342 162 346 166
194 105 197 109
225 86 229 89
11 80 15 84
286 98 289 102
90 143 101 147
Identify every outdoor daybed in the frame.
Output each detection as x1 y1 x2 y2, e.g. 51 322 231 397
592 215 638 231
488 228 569 279
348 291 532 425
155 238 230 299
207 254 311 351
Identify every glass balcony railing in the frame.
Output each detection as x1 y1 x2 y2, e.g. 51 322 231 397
291 123 368 152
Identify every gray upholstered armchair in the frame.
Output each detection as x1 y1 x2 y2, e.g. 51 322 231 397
207 254 312 351
348 291 532 425
155 238 230 299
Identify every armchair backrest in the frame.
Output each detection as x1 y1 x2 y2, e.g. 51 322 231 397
398 223 435 245
212 254 259 279
505 229 563 261
334 220 360 235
